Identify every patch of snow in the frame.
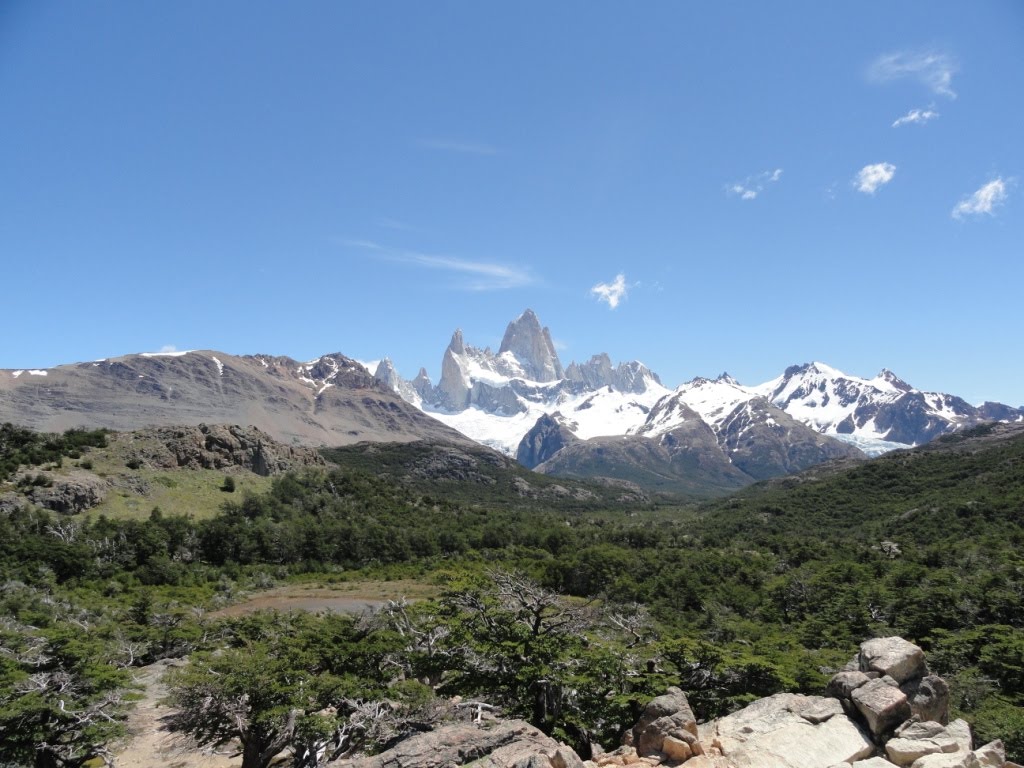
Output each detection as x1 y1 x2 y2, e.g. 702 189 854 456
140 350 193 357
11 370 23 378
674 377 758 430
211 356 224 376
27 370 47 376
317 382 334 396
423 379 670 454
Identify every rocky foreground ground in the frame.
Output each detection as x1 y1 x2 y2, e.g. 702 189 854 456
327 637 1014 768
118 636 1018 768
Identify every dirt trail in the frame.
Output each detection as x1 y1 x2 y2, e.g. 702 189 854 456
111 659 237 768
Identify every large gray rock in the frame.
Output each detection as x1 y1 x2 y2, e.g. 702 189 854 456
859 638 927 684
909 752 979 768
886 720 960 765
700 693 874 768
900 675 950 725
330 719 569 768
973 741 1005 767
631 687 698 756
851 679 912 738
829 671 871 699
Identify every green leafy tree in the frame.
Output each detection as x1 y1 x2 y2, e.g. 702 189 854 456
165 644 309 768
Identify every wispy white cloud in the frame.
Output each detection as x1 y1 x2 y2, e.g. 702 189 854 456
892 107 939 128
727 168 784 201
869 51 958 98
591 274 628 309
346 239 532 290
854 162 896 194
159 345 178 353
952 178 1010 219
416 138 498 156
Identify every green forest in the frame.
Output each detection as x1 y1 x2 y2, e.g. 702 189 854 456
1 422 1022 767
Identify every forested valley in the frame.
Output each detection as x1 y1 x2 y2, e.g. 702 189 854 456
1 422 1023 766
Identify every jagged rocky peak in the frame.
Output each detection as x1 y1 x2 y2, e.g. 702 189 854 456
497 309 563 382
411 367 434 400
877 368 913 392
716 371 739 385
448 329 466 355
564 353 614 389
373 358 400 390
565 353 660 394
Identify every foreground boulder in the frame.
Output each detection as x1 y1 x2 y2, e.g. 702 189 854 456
630 686 699 757
698 693 874 768
330 719 569 768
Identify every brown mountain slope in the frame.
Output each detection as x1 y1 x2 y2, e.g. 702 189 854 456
0 351 470 447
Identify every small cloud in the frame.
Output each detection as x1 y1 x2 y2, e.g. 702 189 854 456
892 107 939 128
952 178 1010 219
869 51 958 99
854 163 896 194
345 240 532 291
416 138 498 156
159 345 178 353
591 274 628 309
727 168 783 201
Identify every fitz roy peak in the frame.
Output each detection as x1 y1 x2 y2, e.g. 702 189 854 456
376 309 1024 493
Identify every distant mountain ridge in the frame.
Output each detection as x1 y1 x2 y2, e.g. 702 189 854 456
3 310 1020 497
372 309 1023 494
0 350 470 448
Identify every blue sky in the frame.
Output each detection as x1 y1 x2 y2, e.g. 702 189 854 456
2 1 1022 406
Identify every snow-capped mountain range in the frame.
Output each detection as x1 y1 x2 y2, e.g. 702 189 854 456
371 310 1024 466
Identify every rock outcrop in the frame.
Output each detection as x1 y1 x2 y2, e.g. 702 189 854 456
24 470 107 514
326 637 1014 768
517 414 580 469
331 719 564 768
122 424 326 476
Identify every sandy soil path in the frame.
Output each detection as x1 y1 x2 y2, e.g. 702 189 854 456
111 659 238 768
